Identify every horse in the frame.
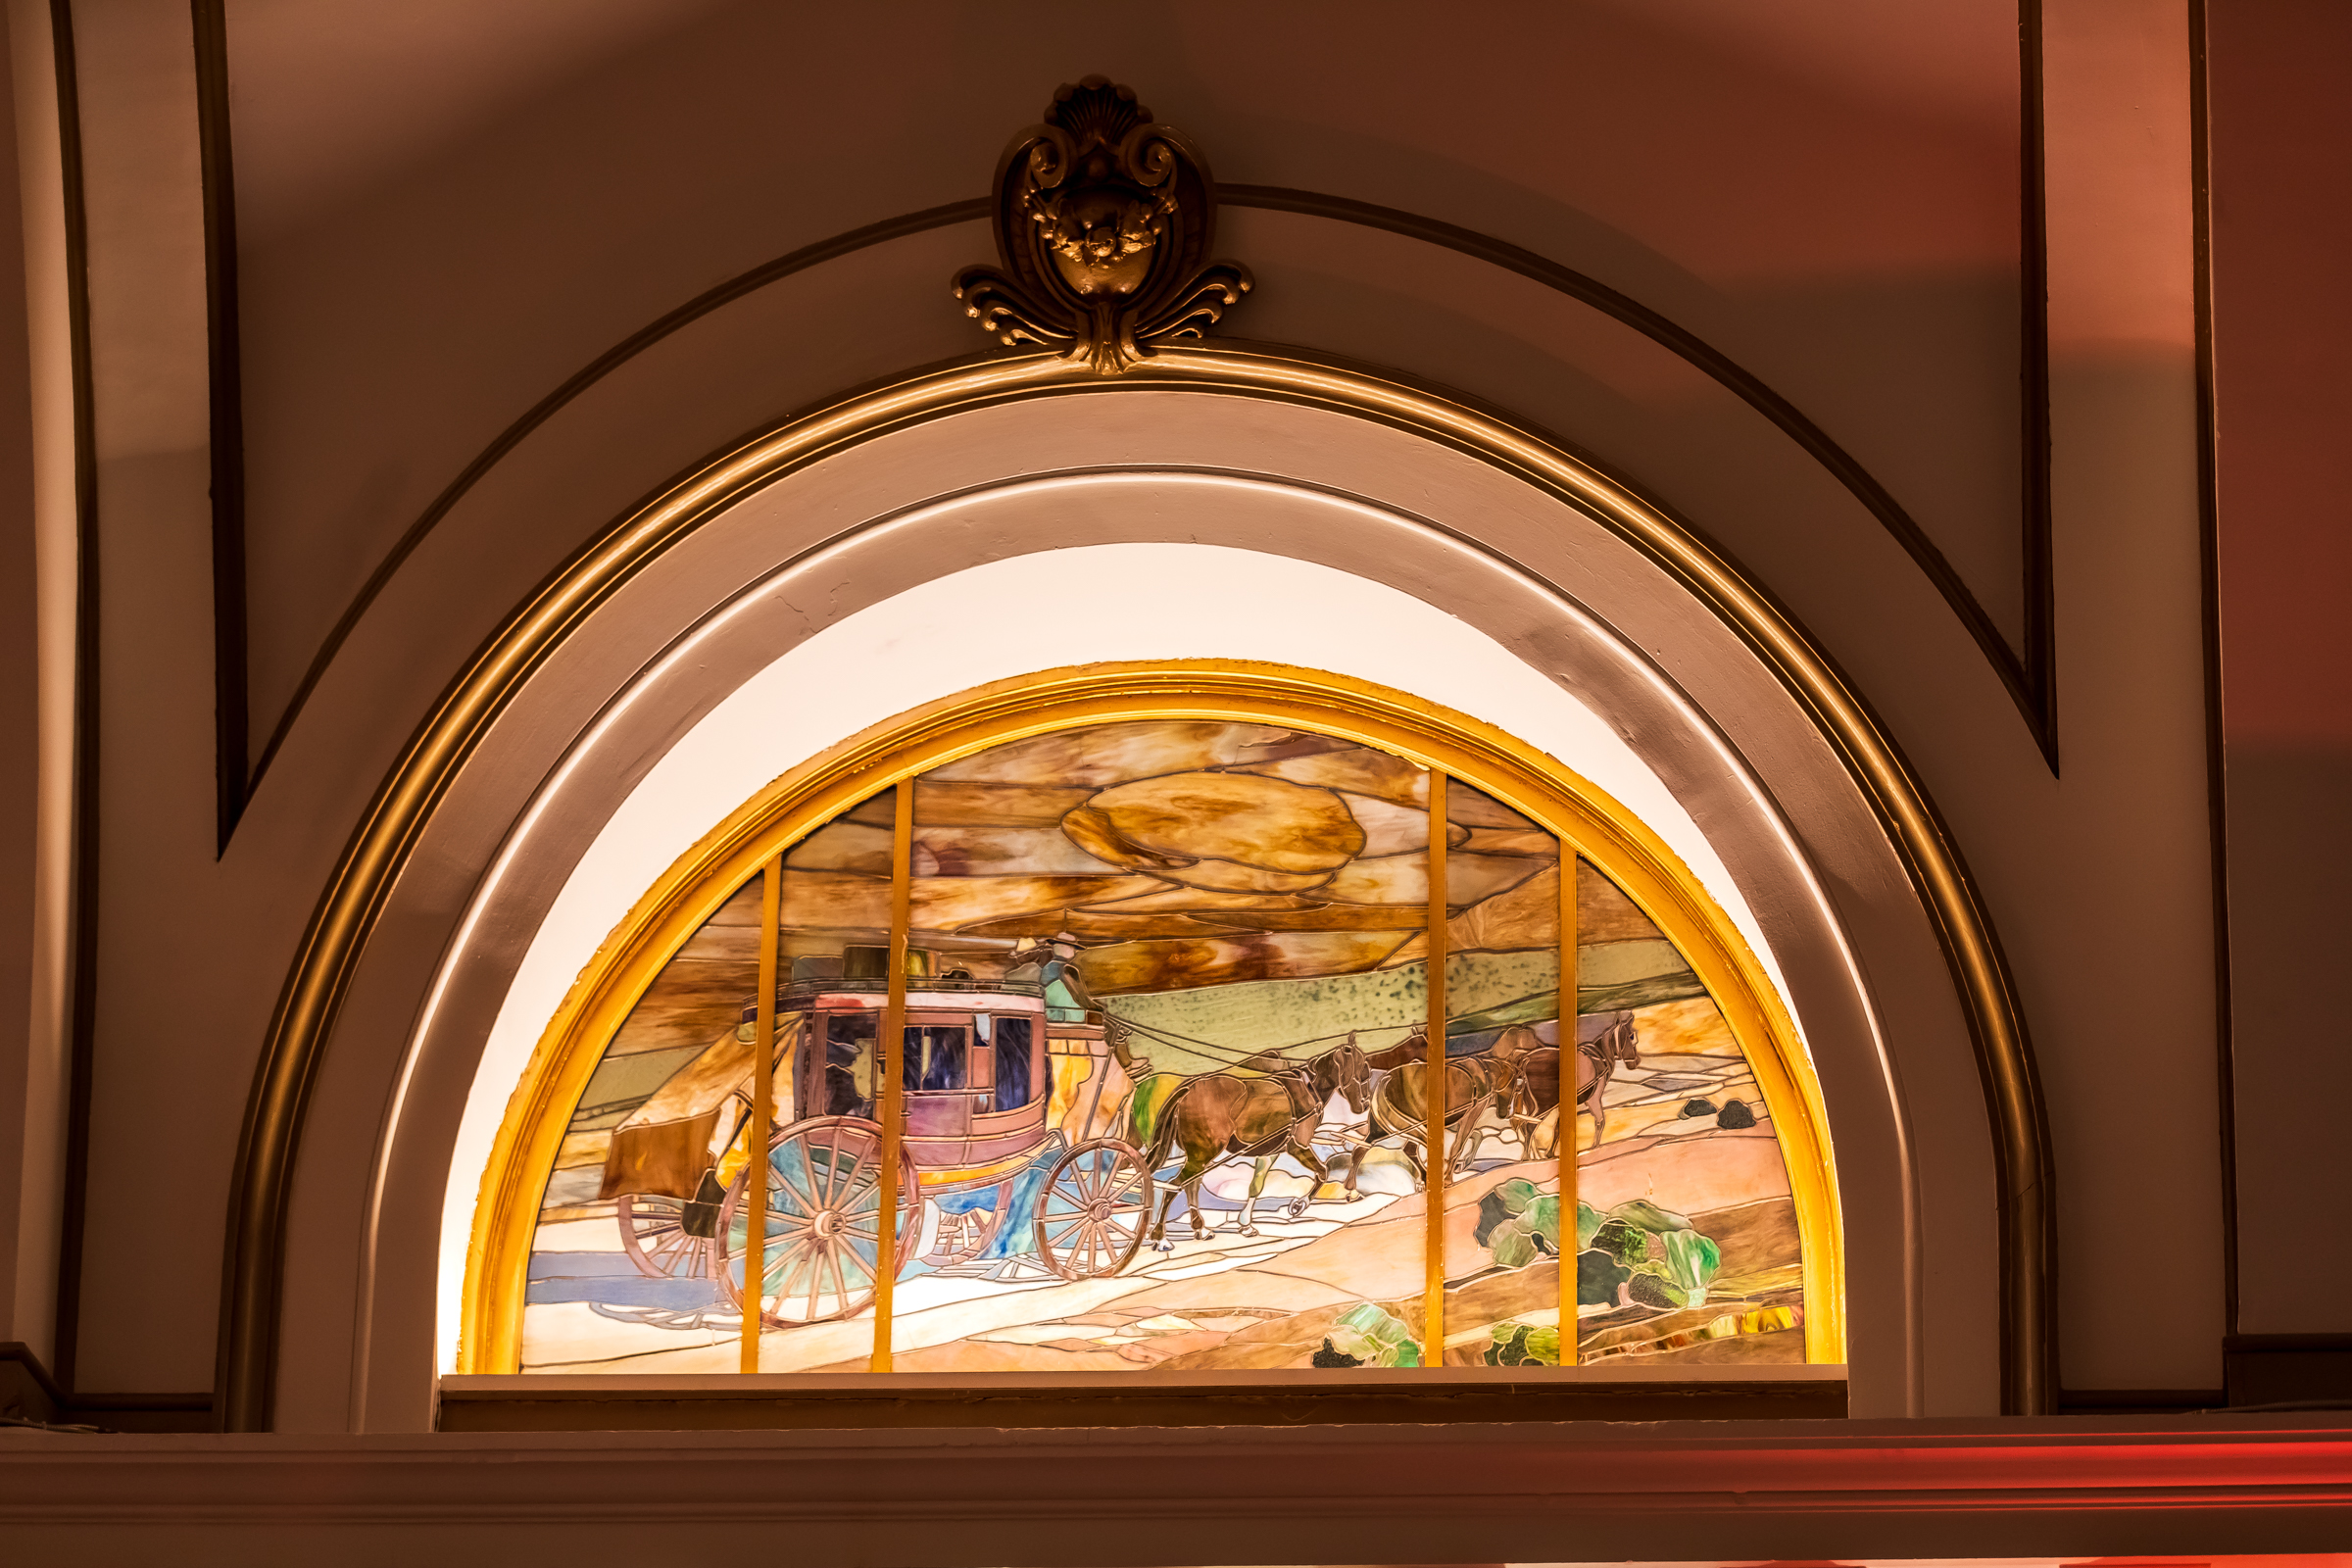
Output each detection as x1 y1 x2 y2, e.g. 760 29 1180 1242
1570 1009 1640 1141
1350 1009 1643 1187
1143 1040 1372 1250
1348 1031 1517 1187
1494 1009 1642 1151
1489 1023 1556 1153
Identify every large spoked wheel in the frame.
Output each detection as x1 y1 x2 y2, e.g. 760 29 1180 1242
616 1192 712 1281
716 1116 917 1328
1035 1138 1152 1281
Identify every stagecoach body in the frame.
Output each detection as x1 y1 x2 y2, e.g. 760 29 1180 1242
789 964 1053 1200
604 945 1154 1326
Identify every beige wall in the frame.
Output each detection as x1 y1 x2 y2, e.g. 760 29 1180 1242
2 0 2319 1423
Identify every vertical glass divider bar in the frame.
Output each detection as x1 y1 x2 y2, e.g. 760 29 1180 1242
1423 770 1448 1365
1561 852 1579 1367
869 779 914 1373
738 856 782 1373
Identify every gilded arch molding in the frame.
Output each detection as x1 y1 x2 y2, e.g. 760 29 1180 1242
219 342 2054 1429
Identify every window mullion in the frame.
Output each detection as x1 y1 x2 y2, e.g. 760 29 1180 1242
869 779 914 1373
736 856 783 1373
1423 769 1448 1364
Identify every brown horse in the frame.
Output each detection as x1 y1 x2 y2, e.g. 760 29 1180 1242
1356 1042 1514 1185
1144 1041 1372 1250
1351 1010 1643 1184
1571 1010 1640 1141
1494 1010 1642 1149
1489 1024 1557 1153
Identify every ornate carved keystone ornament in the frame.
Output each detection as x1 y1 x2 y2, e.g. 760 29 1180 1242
955 76 1252 374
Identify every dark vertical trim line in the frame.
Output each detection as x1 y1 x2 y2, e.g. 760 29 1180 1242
2015 0 2062 1411
44 0 100 1396
190 0 245 851
2186 0 2238 1344
2019 0 2058 769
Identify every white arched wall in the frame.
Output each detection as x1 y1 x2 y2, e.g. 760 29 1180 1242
273 391 1998 1433
436 532 1817 1370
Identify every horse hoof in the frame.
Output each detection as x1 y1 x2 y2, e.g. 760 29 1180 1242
1238 1225 1259 1238
1284 1200 1308 1218
1151 1240 1175 1253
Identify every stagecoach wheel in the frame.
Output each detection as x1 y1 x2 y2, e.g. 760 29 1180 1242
715 1116 918 1328
616 1193 710 1280
1035 1138 1152 1281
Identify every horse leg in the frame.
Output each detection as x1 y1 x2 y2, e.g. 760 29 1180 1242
1149 1186 1185 1252
1337 1133 1364 1201
1238 1157 1271 1237
1590 1057 1613 1143
1282 1139 1331 1218
1453 1095 1494 1176
1150 1144 1214 1251
1449 1108 1479 1171
1342 1096 1387 1199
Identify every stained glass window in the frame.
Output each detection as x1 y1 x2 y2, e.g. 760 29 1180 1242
514 717 1815 1375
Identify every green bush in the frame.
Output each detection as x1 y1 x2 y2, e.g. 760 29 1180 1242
1471 1181 1725 1311
1483 1322 1562 1366
1473 1178 1562 1268
1646 1227 1723 1307
1552 1198 1723 1309
1332 1301 1421 1368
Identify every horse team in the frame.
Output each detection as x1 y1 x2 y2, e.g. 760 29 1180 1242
1136 1009 1642 1251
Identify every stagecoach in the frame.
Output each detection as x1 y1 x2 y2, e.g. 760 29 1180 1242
602 938 1639 1327
603 946 1156 1326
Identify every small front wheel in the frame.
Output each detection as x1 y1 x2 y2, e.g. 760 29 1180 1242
616 1191 711 1281
1034 1138 1152 1281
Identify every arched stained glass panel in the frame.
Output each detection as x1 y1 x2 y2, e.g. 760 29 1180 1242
507 711 1817 1376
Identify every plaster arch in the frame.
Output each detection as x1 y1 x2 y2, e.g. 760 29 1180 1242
248 194 2041 806
255 360 2019 1434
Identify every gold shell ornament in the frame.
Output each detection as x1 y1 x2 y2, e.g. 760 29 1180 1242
955 76 1253 373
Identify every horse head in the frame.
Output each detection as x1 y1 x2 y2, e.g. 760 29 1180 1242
1605 1010 1642 1066
1316 1038 1373 1116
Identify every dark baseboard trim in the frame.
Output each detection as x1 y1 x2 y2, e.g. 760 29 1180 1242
2057 1385 2227 1414
439 1377 1847 1433
56 1391 216 1433
0 1341 63 1423
0 1348 215 1432
2228 1333 2352 1350
2225 1336 2352 1408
